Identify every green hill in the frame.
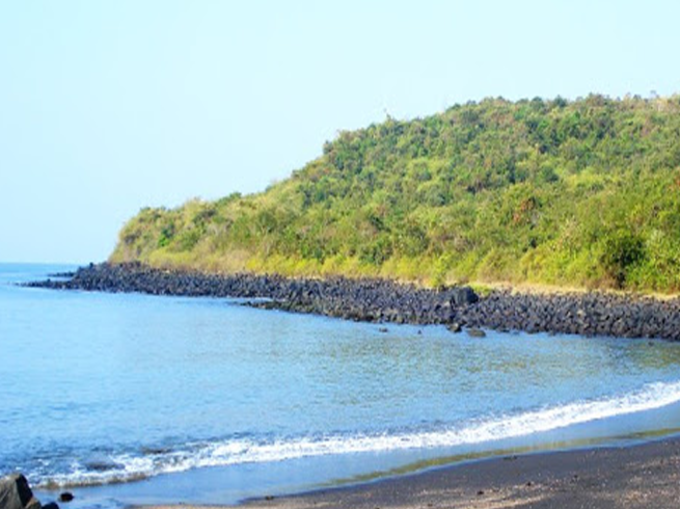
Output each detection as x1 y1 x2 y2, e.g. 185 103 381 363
111 95 680 293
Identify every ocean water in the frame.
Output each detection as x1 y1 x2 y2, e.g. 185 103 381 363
3 263 680 507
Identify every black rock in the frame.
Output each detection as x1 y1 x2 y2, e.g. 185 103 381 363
447 323 462 333
466 328 486 338
0 474 41 509
451 286 479 306
58 493 73 503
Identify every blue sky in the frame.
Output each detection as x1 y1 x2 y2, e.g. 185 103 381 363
1 0 679 263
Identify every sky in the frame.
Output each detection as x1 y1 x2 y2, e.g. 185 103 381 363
1 0 679 263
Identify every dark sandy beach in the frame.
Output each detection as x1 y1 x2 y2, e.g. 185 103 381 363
145 437 680 509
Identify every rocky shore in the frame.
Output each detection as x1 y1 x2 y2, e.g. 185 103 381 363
28 262 680 341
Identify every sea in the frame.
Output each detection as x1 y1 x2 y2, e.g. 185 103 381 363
3 263 680 508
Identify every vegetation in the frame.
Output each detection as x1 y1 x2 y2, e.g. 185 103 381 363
111 94 680 293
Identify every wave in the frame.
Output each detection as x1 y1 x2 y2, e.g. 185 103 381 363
36 379 680 488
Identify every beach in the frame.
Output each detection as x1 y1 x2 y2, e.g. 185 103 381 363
146 437 680 509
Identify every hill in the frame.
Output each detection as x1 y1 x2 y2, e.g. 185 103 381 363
110 94 680 293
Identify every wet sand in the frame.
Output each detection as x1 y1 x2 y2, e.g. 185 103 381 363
146 436 680 509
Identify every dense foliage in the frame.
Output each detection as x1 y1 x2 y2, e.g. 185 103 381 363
111 95 680 292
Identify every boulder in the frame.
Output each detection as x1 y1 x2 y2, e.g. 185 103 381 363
447 322 462 333
0 474 41 509
450 287 479 307
466 328 487 338
58 493 73 503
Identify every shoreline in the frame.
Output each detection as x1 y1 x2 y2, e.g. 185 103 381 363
20 262 680 508
143 435 680 509
30 262 680 340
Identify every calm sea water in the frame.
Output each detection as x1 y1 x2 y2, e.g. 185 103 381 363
3 263 680 507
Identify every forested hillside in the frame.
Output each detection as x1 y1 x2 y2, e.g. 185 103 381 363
111 95 680 292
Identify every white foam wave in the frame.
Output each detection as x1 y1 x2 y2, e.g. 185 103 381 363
39 379 680 488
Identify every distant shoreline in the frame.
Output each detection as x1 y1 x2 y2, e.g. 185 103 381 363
29 262 680 340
